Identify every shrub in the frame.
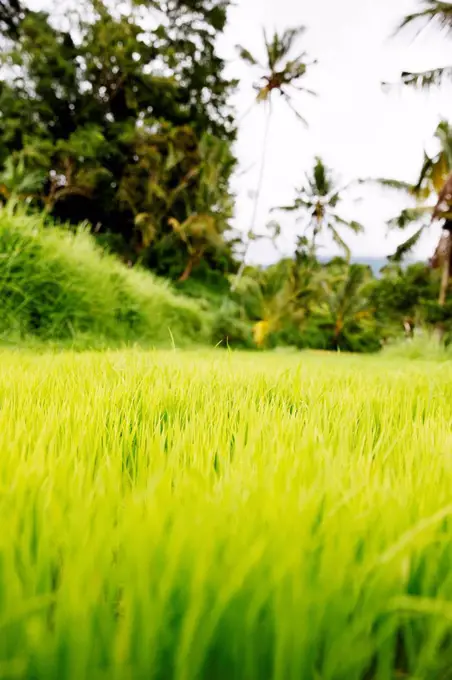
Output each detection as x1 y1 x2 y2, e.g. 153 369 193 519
211 305 253 348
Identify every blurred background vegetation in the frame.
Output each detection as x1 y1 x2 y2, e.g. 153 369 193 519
1 0 452 352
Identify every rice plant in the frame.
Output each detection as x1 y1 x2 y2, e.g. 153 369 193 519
1 348 452 679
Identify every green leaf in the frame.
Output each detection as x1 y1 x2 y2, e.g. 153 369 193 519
389 226 426 262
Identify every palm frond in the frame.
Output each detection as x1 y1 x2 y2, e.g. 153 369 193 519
397 1 452 37
236 45 261 68
280 92 308 126
264 28 278 70
311 157 332 196
389 226 426 262
358 177 414 193
281 60 308 81
272 197 311 213
290 84 318 96
134 213 157 247
400 65 452 89
329 224 351 259
335 217 365 234
341 265 368 312
414 153 435 195
278 26 307 61
388 206 433 229
431 153 450 192
324 180 362 205
435 120 452 167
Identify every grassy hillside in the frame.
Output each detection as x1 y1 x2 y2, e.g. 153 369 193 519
2 348 452 679
0 205 211 347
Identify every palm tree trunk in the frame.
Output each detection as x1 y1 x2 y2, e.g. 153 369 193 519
179 257 194 282
310 222 321 257
435 232 451 343
232 102 273 291
439 232 451 306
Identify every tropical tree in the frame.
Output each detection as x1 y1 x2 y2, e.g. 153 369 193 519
274 157 364 258
233 241 322 348
370 260 444 340
406 121 452 306
233 26 317 287
317 263 378 351
390 205 452 310
0 153 46 202
0 0 238 279
166 134 235 281
237 27 317 122
371 121 452 306
168 214 224 281
395 0 452 89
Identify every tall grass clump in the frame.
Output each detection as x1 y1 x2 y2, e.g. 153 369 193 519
382 335 452 362
0 204 210 346
2 349 452 678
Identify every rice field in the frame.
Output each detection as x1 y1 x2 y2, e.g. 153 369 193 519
2 348 452 679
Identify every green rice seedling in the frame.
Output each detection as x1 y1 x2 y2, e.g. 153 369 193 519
1 349 452 679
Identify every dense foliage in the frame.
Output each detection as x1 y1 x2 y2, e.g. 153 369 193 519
2 0 452 352
0 0 238 279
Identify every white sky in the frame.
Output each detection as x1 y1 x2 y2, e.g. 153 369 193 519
218 0 452 264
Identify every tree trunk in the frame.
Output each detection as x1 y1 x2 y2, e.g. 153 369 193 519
435 232 452 343
232 102 273 291
178 257 194 282
439 231 451 306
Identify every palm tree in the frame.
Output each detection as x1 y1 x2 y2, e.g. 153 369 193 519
370 121 452 306
415 120 452 196
238 27 317 123
167 135 233 281
273 157 364 259
0 154 46 203
236 253 321 349
395 1 452 89
168 214 224 281
233 26 317 289
319 263 375 351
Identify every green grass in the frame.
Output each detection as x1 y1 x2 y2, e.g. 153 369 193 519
2 348 452 679
382 335 452 362
0 204 210 347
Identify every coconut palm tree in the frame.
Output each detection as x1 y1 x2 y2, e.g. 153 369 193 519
238 26 317 123
238 252 322 349
273 157 364 259
415 120 452 195
233 26 317 288
168 214 224 281
167 135 233 281
370 121 452 305
319 263 375 351
396 1 452 88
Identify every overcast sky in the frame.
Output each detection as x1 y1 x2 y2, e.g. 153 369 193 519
218 0 452 264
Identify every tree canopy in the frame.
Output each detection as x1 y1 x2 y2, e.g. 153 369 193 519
0 0 237 279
